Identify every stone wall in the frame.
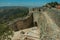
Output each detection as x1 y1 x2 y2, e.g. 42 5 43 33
10 13 33 31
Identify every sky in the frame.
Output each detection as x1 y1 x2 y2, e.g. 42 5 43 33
0 0 60 7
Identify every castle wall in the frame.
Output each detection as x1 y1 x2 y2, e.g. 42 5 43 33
10 13 33 31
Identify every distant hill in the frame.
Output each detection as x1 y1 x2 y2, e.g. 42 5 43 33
0 6 29 24
0 6 28 9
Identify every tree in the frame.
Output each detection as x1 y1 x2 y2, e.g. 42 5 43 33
45 2 59 8
0 24 13 40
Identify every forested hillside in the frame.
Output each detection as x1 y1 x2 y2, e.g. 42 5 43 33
0 6 29 24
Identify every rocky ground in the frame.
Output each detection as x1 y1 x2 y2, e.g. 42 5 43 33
11 27 40 40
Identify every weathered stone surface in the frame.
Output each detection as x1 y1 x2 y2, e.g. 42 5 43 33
11 27 40 40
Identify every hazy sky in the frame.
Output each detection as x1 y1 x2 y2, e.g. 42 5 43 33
0 0 60 7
